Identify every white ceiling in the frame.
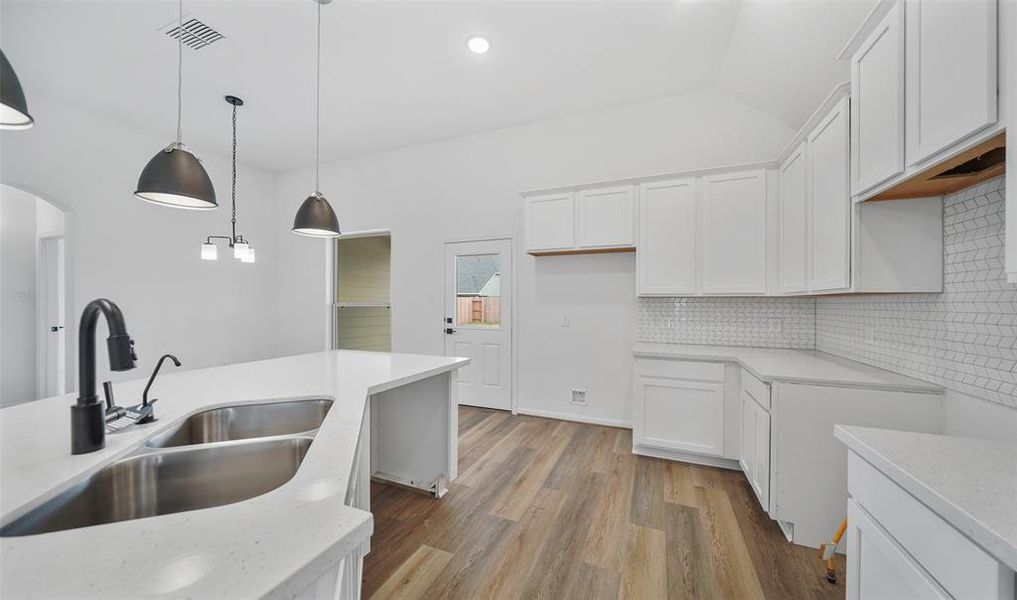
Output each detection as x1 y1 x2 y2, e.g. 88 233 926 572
2 0 874 172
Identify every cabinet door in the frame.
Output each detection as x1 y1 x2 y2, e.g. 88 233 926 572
634 376 725 457
637 178 697 296
851 0 905 195
779 143 808 294
751 400 770 511
739 392 755 479
808 96 851 292
576 186 635 249
905 0 997 166
525 192 575 252
699 169 768 294
847 500 950 600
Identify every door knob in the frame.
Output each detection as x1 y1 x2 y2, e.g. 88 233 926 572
50 325 64 332
445 327 456 335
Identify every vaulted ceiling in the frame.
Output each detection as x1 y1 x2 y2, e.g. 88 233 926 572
1 0 874 172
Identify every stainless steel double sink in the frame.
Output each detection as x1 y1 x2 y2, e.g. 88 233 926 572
0 398 333 537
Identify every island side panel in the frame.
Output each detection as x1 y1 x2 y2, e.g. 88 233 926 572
369 372 456 496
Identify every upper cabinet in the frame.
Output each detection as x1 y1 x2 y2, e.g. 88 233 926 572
637 178 697 296
808 95 851 292
700 170 768 295
778 143 809 294
524 191 575 253
850 0 905 196
905 0 997 167
846 0 1003 202
576 186 635 249
524 186 635 255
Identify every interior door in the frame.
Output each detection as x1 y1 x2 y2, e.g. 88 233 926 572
444 239 512 410
40 236 66 397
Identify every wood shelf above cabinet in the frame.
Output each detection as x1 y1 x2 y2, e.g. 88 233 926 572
867 132 1006 202
527 246 635 257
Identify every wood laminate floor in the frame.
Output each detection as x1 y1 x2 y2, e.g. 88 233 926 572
364 406 846 599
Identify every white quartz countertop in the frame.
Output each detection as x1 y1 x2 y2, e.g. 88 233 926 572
835 426 1017 571
0 350 468 599
632 343 942 392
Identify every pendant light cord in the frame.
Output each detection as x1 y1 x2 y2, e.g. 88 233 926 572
315 0 321 194
231 102 238 241
176 0 183 145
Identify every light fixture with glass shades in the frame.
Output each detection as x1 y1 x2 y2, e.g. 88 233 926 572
291 0 341 238
134 0 216 210
0 49 33 129
200 95 255 264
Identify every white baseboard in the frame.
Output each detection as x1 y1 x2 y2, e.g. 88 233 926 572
513 407 630 429
632 444 742 470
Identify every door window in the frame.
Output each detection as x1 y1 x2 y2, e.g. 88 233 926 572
455 254 501 328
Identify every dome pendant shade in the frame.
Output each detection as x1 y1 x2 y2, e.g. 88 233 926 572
292 194 341 237
0 49 33 130
134 146 217 210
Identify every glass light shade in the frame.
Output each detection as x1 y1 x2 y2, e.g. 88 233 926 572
292 194 341 237
0 50 33 130
200 243 217 260
241 247 256 264
135 146 217 210
233 242 250 260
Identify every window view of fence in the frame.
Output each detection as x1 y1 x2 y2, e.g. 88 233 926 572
455 254 501 328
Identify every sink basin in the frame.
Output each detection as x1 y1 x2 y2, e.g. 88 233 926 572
146 398 333 448
0 437 311 537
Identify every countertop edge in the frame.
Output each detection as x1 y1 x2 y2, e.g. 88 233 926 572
834 425 1017 572
631 345 944 393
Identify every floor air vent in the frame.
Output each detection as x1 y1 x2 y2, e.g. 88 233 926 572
163 18 225 50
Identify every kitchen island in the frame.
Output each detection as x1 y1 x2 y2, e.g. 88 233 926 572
0 350 468 599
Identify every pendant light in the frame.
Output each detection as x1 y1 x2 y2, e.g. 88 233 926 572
0 49 33 129
135 0 216 210
292 0 341 237
201 95 255 263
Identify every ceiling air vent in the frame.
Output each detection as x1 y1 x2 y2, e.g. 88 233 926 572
161 17 225 50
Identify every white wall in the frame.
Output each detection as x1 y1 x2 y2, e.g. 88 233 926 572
273 89 795 425
1 92 281 398
0 186 38 405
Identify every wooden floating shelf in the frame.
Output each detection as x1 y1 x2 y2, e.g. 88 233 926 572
868 132 1006 202
527 246 636 257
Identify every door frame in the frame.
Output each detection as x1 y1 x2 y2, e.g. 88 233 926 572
2 181 75 400
442 234 517 414
327 229 392 351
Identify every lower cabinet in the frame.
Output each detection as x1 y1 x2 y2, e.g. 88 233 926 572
739 372 771 512
846 451 1015 599
634 375 725 457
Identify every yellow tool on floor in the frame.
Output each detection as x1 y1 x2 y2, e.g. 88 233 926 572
819 517 848 584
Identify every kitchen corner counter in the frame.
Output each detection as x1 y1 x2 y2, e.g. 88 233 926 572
835 425 1017 571
0 350 468 599
632 343 943 393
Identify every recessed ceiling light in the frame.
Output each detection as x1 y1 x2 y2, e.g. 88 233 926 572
466 36 491 55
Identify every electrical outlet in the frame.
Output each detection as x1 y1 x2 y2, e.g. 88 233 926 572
560 316 570 328
570 389 587 406
15 289 31 302
767 318 783 333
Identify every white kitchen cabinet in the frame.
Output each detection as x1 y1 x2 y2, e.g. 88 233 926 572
778 143 808 294
637 178 697 296
634 376 725 457
699 169 768 294
807 95 851 292
740 370 771 511
576 185 635 249
905 0 997 167
633 359 728 461
846 500 949 600
524 192 575 253
739 391 754 476
850 0 905 195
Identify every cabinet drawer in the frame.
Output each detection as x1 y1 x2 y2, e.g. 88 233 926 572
848 452 1014 599
634 358 725 382
740 369 771 411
